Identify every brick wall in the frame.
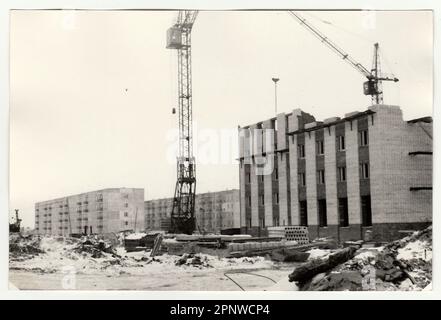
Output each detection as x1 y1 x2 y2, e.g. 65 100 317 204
369 105 432 225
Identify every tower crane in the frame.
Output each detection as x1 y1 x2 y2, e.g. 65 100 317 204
288 11 399 104
166 10 199 234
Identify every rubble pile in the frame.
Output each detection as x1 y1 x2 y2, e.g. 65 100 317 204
9 234 132 274
289 247 358 285
9 234 44 258
9 234 275 277
297 226 432 291
175 253 213 268
72 238 117 259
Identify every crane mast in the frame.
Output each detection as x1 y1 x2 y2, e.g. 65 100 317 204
166 10 198 234
288 11 398 104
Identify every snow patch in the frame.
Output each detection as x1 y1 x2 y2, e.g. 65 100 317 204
353 250 376 261
307 248 332 260
125 233 147 240
266 276 299 291
397 240 432 262
10 235 276 277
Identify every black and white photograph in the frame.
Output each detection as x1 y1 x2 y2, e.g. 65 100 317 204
5 4 434 293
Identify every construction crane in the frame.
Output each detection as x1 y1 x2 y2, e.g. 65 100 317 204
9 209 22 233
166 10 199 234
288 11 399 104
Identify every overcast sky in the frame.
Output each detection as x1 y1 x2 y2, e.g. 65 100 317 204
10 10 433 228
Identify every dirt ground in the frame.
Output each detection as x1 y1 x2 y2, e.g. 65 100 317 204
9 267 295 291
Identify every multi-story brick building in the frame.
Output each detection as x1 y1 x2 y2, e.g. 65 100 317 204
238 105 432 242
35 188 145 236
144 189 240 234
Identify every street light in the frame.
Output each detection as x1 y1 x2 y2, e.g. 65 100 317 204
272 78 280 115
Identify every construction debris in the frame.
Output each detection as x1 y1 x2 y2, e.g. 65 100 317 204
289 246 357 285
175 253 212 268
270 249 310 263
9 225 432 291
308 271 363 291
124 232 163 252
293 226 432 291
72 238 116 259
150 234 163 257
9 234 43 257
9 233 275 278
228 240 335 259
267 226 310 244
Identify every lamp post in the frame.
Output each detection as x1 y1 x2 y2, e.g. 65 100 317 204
272 78 280 115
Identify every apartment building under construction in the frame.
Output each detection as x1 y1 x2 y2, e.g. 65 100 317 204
238 105 432 242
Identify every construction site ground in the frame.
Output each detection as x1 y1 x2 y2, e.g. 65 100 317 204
9 235 301 290
9 267 296 290
9 226 432 291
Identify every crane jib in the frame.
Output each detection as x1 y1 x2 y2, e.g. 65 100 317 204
288 10 398 104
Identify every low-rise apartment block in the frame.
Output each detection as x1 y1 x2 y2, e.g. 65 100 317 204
35 188 145 236
145 189 240 234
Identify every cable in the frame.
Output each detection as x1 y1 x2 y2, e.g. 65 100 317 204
224 271 277 291
304 12 398 80
378 46 397 77
224 272 245 291
241 272 277 283
304 12 374 45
